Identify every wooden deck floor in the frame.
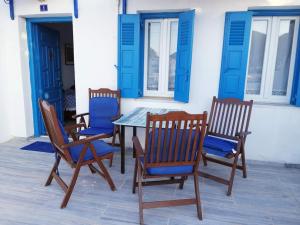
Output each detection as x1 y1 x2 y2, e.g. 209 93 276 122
0 137 299 225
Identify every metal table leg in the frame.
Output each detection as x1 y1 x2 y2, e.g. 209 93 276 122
121 125 125 174
133 126 136 158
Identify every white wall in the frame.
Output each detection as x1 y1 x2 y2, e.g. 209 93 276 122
0 0 299 163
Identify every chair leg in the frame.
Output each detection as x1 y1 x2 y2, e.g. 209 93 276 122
137 162 144 225
112 131 116 146
241 144 247 178
227 154 239 196
132 158 138 194
202 154 208 166
45 156 61 186
60 163 81 208
193 172 203 220
179 176 186 190
88 164 96 174
109 154 114 167
95 157 116 191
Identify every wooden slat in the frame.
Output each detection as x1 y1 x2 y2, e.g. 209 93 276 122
142 198 197 209
173 120 182 162
155 121 163 163
167 121 176 162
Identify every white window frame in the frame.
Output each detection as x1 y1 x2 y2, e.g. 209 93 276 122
245 16 300 104
143 18 179 97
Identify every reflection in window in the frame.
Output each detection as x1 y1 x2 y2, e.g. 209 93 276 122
246 20 268 95
272 20 295 96
168 21 178 91
147 22 161 91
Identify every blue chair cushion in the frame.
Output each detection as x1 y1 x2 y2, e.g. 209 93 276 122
78 127 114 136
89 97 119 130
147 128 200 162
141 128 200 175
57 120 69 143
141 158 193 175
69 140 119 162
203 136 237 157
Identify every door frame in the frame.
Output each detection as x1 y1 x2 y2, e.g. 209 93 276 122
26 16 72 136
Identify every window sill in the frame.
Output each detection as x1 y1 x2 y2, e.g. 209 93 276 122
133 96 183 103
253 101 296 108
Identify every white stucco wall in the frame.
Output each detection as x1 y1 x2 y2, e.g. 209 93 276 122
0 0 299 163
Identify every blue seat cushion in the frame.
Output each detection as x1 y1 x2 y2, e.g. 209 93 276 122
69 140 119 162
203 136 237 157
78 127 114 136
140 158 193 175
89 97 119 130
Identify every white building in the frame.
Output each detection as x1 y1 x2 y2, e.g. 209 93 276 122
0 0 299 164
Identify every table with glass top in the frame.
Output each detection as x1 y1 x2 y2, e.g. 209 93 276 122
113 107 178 174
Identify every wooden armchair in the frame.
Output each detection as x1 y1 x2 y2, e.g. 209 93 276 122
132 111 207 225
199 96 253 196
39 99 118 208
73 88 122 166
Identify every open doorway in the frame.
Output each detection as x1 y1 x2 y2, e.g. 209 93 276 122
27 17 76 136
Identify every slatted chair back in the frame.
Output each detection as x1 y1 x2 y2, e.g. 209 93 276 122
143 111 207 173
39 99 73 162
207 97 253 140
89 88 121 110
87 88 121 126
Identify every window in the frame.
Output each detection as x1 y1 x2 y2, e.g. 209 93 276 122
118 10 195 102
245 16 300 103
144 19 179 97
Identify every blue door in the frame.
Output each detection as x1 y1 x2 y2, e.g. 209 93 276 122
35 25 63 134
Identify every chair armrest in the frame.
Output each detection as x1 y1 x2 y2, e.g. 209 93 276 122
64 123 86 134
132 136 145 157
72 112 89 119
236 131 252 138
61 133 112 149
111 114 123 122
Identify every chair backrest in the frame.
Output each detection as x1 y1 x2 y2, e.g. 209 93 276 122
207 97 253 140
39 99 73 162
88 88 121 128
143 111 207 172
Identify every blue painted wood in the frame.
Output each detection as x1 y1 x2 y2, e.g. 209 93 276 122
74 0 78 18
27 17 72 23
141 12 181 20
218 12 252 100
118 14 142 98
174 10 195 103
9 0 14 20
26 22 40 135
291 24 300 106
122 0 127 14
36 26 63 134
251 9 300 16
27 17 70 136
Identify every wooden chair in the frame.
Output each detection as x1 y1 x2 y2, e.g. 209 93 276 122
39 99 118 208
132 111 207 225
199 96 253 196
73 88 121 166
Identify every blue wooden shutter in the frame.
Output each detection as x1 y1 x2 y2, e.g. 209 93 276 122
174 10 195 103
218 12 252 100
118 14 142 98
291 27 300 107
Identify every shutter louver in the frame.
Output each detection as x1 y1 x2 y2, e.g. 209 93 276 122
218 12 252 100
174 10 195 103
118 14 142 98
